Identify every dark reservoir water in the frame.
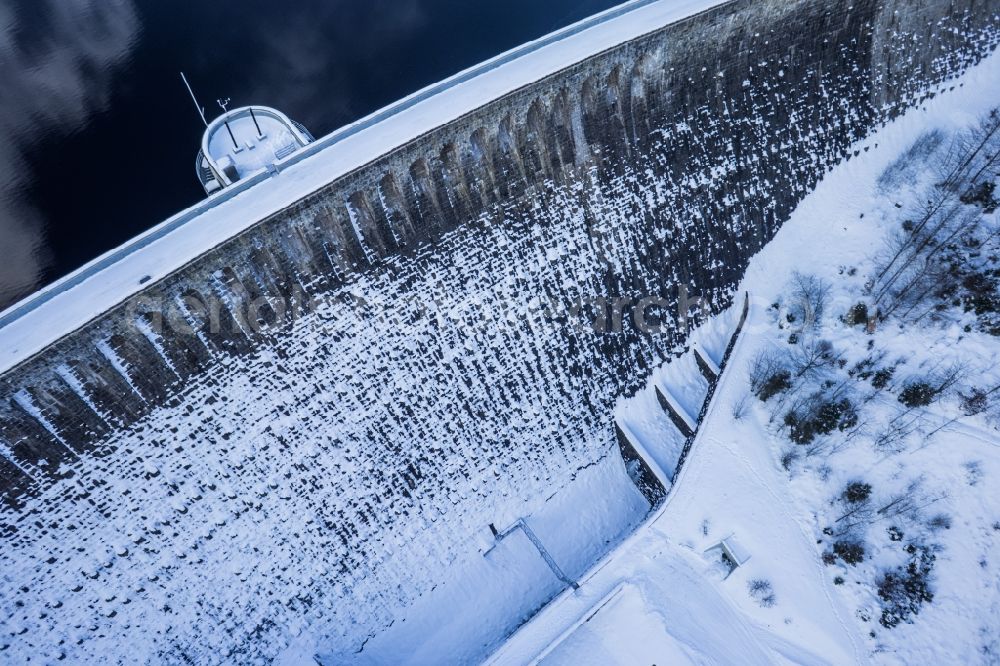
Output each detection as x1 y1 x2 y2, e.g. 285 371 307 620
0 0 621 311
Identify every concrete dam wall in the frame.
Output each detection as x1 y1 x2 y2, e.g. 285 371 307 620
1 0 998 662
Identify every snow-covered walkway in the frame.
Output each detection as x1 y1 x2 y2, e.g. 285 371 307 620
488 295 860 665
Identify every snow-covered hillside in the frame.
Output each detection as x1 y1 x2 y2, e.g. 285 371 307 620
732 49 1000 663
494 44 1000 666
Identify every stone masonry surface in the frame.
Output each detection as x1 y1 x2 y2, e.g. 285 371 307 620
1 0 998 662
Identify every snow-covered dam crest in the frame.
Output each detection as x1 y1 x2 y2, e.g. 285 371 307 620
1 0 998 662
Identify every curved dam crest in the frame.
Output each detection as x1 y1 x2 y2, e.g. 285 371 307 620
1 0 999 662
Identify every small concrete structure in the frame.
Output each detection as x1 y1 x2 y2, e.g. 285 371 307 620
196 106 313 194
706 535 751 578
486 518 579 590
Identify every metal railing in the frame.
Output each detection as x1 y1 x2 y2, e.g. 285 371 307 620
194 149 218 190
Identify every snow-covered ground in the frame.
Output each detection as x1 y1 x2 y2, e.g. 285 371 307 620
489 42 1000 666
311 455 648 665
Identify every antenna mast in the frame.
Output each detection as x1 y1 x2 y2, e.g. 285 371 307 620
180 72 208 127
217 98 238 149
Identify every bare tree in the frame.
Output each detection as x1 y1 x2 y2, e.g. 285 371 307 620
748 348 789 398
826 416 871 456
874 109 1000 320
876 479 946 524
873 412 921 454
788 272 831 330
835 482 876 533
932 361 965 396
792 338 839 379
882 208 982 319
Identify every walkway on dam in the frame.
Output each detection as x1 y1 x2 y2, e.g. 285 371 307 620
0 0 728 375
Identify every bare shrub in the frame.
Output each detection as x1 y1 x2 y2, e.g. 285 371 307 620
845 302 869 326
979 626 1000 662
961 270 1000 319
842 481 873 504
748 578 776 608
960 181 999 213
833 540 866 565
962 388 990 415
961 385 1000 416
780 449 799 471
792 338 838 379
927 513 952 531
897 363 964 408
732 393 750 420
749 349 792 401
899 381 939 408
784 390 858 445
871 367 895 390
964 460 984 487
878 544 936 628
